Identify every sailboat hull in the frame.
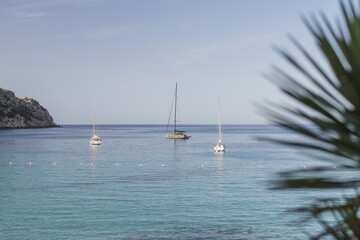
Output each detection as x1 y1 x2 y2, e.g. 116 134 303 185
89 135 102 145
214 142 225 152
164 133 191 139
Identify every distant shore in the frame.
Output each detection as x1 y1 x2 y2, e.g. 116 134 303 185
0 125 60 130
0 87 58 130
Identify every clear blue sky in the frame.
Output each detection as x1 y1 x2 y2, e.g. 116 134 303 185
0 0 341 124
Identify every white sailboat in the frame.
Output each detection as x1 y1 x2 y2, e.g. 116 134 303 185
214 96 225 152
89 100 102 146
164 83 191 139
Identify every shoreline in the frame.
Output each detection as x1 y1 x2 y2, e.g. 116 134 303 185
0 125 60 130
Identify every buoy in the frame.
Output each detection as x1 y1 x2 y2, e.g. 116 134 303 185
9 162 12 165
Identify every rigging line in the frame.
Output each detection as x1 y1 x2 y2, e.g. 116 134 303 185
218 95 222 142
165 94 175 134
92 97 95 136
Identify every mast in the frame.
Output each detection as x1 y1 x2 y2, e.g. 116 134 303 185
173 83 178 134
92 98 96 136
217 95 222 143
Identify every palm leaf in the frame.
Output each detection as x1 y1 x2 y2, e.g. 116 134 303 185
263 0 360 239
265 0 360 190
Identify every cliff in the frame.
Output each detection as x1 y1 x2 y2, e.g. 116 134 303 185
0 88 58 129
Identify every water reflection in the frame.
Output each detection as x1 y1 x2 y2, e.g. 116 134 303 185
89 144 100 166
216 161 224 173
214 152 224 161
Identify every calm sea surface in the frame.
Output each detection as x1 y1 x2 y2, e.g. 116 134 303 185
0 124 341 239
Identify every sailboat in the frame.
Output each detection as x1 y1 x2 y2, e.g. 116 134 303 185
89 99 102 146
214 96 225 152
164 83 191 139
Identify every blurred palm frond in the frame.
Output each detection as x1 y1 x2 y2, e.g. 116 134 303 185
264 1 360 239
266 0 360 190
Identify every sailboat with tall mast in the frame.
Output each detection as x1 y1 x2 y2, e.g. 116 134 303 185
89 99 102 146
214 96 225 152
164 83 191 139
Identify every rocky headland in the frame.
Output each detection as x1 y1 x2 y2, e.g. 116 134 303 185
0 87 58 129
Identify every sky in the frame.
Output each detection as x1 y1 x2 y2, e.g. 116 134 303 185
0 0 343 124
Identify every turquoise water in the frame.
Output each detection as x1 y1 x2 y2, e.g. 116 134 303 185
0 125 329 239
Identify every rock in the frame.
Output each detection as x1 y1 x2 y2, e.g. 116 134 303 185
0 87 58 129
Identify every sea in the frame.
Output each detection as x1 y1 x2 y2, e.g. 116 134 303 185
0 124 341 239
